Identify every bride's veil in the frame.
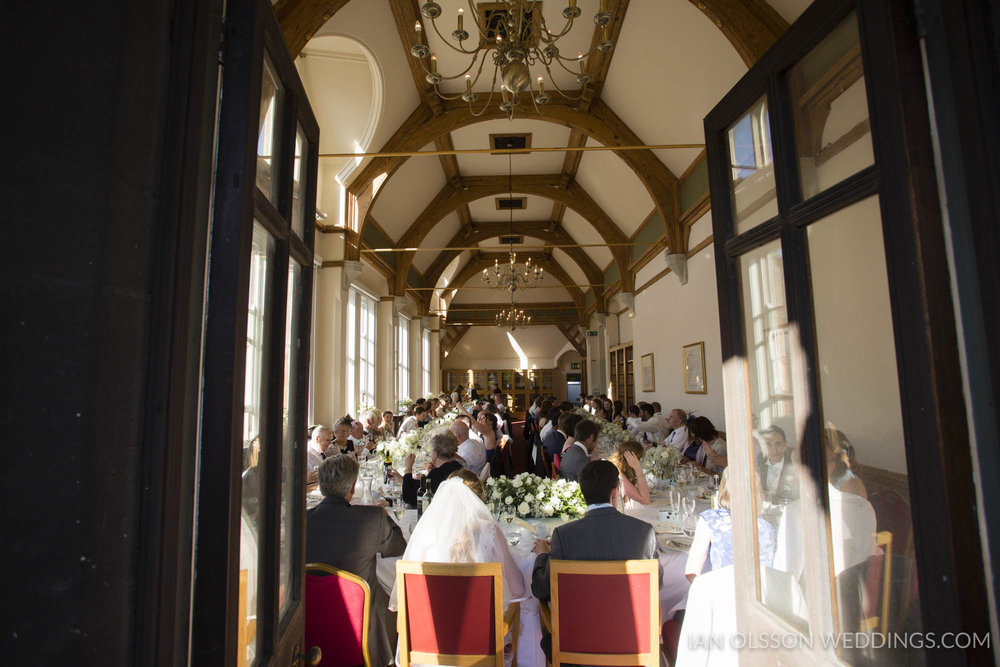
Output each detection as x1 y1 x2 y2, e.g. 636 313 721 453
389 477 503 607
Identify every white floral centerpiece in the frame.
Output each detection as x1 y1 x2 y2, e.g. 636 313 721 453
486 473 587 519
374 409 462 467
642 444 682 479
573 408 629 457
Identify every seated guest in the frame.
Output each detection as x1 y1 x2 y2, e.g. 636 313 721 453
531 461 661 660
306 455 406 667
826 424 866 499
685 468 776 581
396 406 426 437
538 405 561 442
685 416 728 474
632 402 671 445
332 417 355 454
541 411 570 461
611 399 625 428
663 408 690 451
756 425 799 505
774 483 877 578
306 425 334 483
559 418 600 482
625 404 643 438
376 410 394 441
454 393 498 456
398 428 464 506
348 420 370 452
609 441 651 510
451 417 486 474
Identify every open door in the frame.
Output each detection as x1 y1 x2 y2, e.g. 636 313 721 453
705 0 991 664
190 0 319 665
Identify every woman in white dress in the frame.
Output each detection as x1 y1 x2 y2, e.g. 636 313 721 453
391 472 526 665
609 440 651 511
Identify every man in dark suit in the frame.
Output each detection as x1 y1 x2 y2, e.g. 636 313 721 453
558 418 600 482
531 461 661 657
306 454 406 667
755 425 799 506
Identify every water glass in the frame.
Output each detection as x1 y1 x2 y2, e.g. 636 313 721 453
669 488 681 515
682 513 697 538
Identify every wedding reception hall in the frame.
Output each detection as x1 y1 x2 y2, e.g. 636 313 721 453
7 0 1000 665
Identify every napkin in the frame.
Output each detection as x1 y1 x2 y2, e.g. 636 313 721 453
652 522 682 535
658 535 693 552
513 517 537 534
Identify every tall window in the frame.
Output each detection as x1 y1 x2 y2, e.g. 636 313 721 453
396 314 410 410
421 328 431 397
347 286 377 416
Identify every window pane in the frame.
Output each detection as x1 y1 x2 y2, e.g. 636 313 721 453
279 261 302 622
738 240 810 633
728 96 777 235
422 330 431 397
256 56 283 205
397 315 410 411
807 196 923 660
291 125 308 238
789 13 873 200
240 223 274 664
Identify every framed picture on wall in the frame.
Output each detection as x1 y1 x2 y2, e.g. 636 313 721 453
640 353 655 392
683 341 707 394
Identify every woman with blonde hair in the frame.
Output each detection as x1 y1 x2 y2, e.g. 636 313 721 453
609 440 651 510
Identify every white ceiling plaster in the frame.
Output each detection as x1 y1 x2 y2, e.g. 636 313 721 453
371 142 444 238
600 0 747 177
467 190 550 223
452 119 569 176
574 137 653 237
560 209 613 268
552 248 587 286
316 0 421 189
413 212 462 273
768 0 812 23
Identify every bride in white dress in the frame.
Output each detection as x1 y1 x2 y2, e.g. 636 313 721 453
391 472 526 665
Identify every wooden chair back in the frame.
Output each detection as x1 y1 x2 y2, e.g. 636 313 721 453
305 563 371 667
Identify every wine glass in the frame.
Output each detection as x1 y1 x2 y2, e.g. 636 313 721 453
677 468 689 496
682 496 696 518
501 510 516 539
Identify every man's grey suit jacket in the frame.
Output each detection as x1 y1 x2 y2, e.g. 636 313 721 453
531 506 661 601
559 443 589 481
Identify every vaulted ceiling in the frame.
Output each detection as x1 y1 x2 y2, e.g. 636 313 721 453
277 0 811 330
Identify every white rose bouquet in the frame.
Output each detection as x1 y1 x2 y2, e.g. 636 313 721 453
642 444 682 479
574 408 629 457
485 473 587 519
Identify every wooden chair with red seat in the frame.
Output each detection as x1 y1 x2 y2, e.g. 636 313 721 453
305 563 370 667
538 559 660 667
396 561 520 667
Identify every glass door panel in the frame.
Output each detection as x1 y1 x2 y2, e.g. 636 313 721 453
291 125 308 239
240 223 275 664
806 196 923 659
789 13 874 199
256 56 283 206
279 261 303 623
738 238 810 632
728 96 777 234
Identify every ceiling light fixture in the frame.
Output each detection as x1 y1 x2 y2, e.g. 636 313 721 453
412 0 614 120
483 143 543 294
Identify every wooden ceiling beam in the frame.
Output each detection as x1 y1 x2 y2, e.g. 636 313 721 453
556 323 587 357
348 98 680 269
275 0 352 58
688 0 788 67
390 176 630 294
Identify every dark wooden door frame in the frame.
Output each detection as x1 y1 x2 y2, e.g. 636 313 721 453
705 0 992 660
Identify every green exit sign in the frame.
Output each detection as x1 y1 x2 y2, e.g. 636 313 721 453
586 330 598 337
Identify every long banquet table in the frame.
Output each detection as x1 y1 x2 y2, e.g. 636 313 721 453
345 484 712 667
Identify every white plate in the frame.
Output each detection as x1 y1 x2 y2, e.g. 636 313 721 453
658 535 693 552
652 522 682 535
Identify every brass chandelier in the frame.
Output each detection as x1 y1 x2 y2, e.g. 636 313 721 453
411 0 615 119
496 301 531 329
483 147 544 293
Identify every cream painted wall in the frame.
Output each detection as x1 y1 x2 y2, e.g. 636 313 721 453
443 325 570 370
808 196 906 474
632 212 726 428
